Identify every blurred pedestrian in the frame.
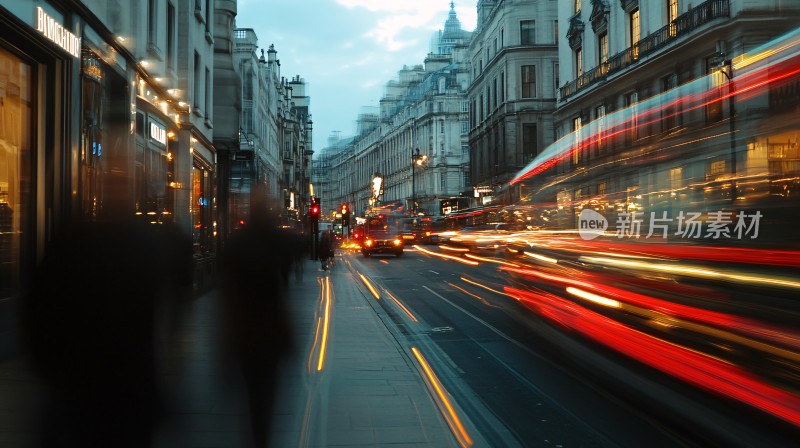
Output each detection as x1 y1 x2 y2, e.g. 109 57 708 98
218 191 293 448
292 228 309 282
22 219 193 448
318 230 334 270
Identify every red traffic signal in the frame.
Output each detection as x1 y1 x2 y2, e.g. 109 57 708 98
310 205 320 216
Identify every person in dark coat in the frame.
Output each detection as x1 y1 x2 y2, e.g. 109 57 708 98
218 191 293 448
23 219 193 448
317 230 334 270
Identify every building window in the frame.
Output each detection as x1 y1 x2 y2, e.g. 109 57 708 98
205 67 211 118
441 172 447 191
493 78 498 108
554 20 559 44
575 47 583 77
598 31 608 64
521 20 535 45
193 52 201 111
572 117 582 165
595 104 606 153
167 4 175 72
462 121 468 133
668 0 678 36
500 71 505 102
148 0 158 47
554 63 560 96
630 8 640 58
205 0 211 30
191 164 212 254
710 160 726 176
440 121 445 134
522 124 538 161
706 57 725 122
626 91 639 143
662 73 679 131
521 65 536 98
670 167 683 194
0 47 31 301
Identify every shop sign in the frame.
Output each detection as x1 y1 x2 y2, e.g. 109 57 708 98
149 121 167 146
35 7 80 58
473 185 493 197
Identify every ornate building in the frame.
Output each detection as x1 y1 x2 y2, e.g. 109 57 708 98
511 0 800 236
317 2 472 218
467 0 559 205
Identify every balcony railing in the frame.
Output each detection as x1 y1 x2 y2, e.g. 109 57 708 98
560 0 729 101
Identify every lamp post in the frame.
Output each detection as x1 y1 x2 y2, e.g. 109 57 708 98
372 172 383 210
411 148 427 215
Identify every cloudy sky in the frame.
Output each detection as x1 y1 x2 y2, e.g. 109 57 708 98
236 0 477 152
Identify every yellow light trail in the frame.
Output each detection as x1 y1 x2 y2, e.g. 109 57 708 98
464 253 520 267
411 347 473 447
359 273 381 299
415 245 480 266
566 286 621 308
439 244 470 252
447 282 499 308
307 317 322 374
522 251 558 264
383 289 419 322
581 256 800 290
460 276 515 299
317 276 332 371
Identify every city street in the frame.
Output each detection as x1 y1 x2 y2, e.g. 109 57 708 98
2 245 800 447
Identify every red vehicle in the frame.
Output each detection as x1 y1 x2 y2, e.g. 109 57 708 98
360 215 404 257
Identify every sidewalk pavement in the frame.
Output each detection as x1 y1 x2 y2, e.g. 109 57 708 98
0 256 459 447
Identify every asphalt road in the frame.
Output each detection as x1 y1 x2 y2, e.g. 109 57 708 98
341 245 800 448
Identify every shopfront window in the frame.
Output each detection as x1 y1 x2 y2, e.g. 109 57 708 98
80 48 129 221
0 47 31 300
81 50 106 220
191 162 213 254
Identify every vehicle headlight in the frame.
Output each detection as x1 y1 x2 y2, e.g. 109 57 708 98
392 239 401 246
365 239 373 247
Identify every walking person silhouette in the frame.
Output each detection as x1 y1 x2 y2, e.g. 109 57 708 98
22 219 192 448
218 190 294 448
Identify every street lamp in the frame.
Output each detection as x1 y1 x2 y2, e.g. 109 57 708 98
371 172 383 211
411 148 427 215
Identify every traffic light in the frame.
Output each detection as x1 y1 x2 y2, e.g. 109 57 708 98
341 203 349 226
309 201 320 222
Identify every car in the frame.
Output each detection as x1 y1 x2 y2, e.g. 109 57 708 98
360 216 404 257
361 229 404 257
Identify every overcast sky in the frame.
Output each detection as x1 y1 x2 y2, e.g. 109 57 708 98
236 0 477 152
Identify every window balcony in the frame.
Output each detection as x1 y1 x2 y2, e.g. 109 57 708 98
560 0 730 101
